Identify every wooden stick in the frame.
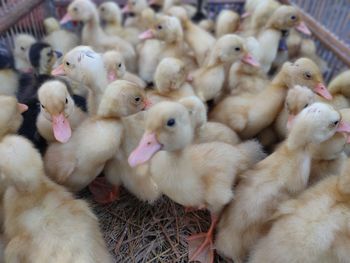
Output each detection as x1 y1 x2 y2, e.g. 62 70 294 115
280 0 350 66
0 0 44 33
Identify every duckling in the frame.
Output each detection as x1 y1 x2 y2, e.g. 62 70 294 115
0 135 112 263
43 17 79 55
99 2 140 47
128 101 264 263
256 5 311 73
61 0 137 72
166 6 215 66
139 14 197 71
122 0 149 29
248 159 350 263
227 37 268 96
215 10 240 38
0 44 19 96
191 34 259 102
102 50 146 88
29 42 62 76
44 80 147 192
210 58 332 139
148 57 195 104
13 34 36 73
36 80 87 143
179 96 240 145
327 70 350 109
215 102 350 263
52 46 108 115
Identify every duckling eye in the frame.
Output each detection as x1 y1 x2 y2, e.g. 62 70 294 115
333 120 339 126
303 103 309 109
290 15 296 20
157 25 163 30
73 7 78 12
65 98 68 104
41 104 45 109
118 63 122 68
304 72 312 79
66 61 70 66
235 47 241 52
100 7 105 12
20 46 25 51
134 96 141 103
167 118 176 127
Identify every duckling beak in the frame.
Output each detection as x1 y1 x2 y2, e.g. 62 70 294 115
187 73 193 82
18 103 28 113
122 4 131 13
54 50 63 59
287 114 295 130
314 83 332 100
107 71 117 83
241 53 260 67
139 29 155 40
51 64 65 76
52 113 72 143
241 12 251 19
143 98 152 110
60 13 73 25
128 132 162 167
295 21 311 36
336 120 350 133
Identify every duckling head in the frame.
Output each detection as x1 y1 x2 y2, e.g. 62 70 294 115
38 80 74 143
285 85 315 130
128 101 193 167
0 136 44 189
29 42 62 75
165 6 189 28
207 34 260 67
13 34 36 72
267 5 311 35
60 0 97 24
44 17 61 34
139 15 183 43
290 103 350 145
178 96 207 128
102 50 126 83
281 57 331 100
154 57 186 93
97 80 149 118
51 46 104 85
123 0 148 15
0 96 27 138
99 2 122 25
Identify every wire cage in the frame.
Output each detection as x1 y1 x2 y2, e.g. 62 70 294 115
0 0 349 262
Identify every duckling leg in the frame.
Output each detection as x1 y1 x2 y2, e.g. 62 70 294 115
187 214 218 263
88 177 120 204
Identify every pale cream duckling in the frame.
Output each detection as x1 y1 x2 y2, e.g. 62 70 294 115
43 17 79 55
52 46 108 115
210 58 332 139
147 57 195 104
326 70 350 109
36 80 87 143
215 10 240 38
128 101 264 263
122 0 150 30
13 34 36 73
139 14 197 71
44 80 148 193
215 102 350 263
191 34 259 102
248 159 350 263
103 50 146 88
179 96 240 145
166 6 215 66
228 37 269 96
0 136 112 263
98 2 140 47
256 5 311 73
60 0 137 72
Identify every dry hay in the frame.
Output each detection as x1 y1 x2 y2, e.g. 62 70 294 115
81 188 229 263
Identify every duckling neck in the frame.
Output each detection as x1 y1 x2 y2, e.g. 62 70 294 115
85 10 101 33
